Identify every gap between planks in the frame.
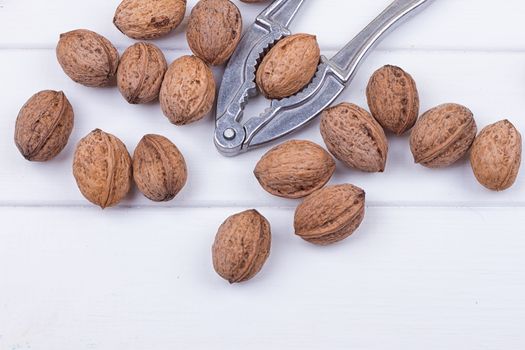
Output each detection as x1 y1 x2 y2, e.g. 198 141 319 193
0 201 524 210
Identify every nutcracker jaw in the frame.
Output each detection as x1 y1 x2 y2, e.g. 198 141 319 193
215 0 434 157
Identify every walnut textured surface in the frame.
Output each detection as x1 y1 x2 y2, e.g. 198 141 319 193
56 29 119 87
470 120 522 191
160 55 216 125
254 140 335 199
117 42 167 104
114 0 186 40
256 33 320 99
410 103 477 168
186 0 242 66
320 103 388 172
73 129 132 209
294 184 366 246
212 209 271 283
133 134 187 202
14 90 74 162
366 65 419 135
15 90 74 162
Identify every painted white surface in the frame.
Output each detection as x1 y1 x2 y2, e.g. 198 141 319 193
0 0 524 349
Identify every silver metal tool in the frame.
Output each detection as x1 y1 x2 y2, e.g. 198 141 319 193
215 0 433 156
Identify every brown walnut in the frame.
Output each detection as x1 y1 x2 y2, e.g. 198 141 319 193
254 140 335 199
117 42 168 104
186 0 242 66
114 0 186 40
470 120 522 191
212 209 271 283
294 184 366 246
56 29 119 87
14 90 74 162
73 129 132 209
366 65 419 135
410 103 477 168
133 134 188 201
320 103 388 172
160 55 216 125
256 33 320 99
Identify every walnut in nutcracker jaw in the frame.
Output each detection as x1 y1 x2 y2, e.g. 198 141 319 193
256 33 320 99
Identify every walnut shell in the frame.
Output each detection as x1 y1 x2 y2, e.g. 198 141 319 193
254 140 335 199
294 184 365 246
160 55 216 125
320 103 388 172
113 0 186 40
212 209 271 283
14 90 74 162
470 120 522 191
133 134 187 201
410 103 477 168
117 42 167 104
186 0 242 66
366 65 419 135
56 29 119 87
256 33 320 99
73 129 132 209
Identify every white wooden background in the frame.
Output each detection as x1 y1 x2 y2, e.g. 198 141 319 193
1 1 524 349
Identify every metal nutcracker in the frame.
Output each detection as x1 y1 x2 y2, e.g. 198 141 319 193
214 0 434 156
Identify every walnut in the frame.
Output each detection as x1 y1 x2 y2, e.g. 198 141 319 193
73 129 132 208
212 210 271 283
254 140 335 199
113 0 186 40
14 90 74 162
256 33 320 99
117 42 167 104
470 120 522 191
186 0 242 65
159 55 216 125
133 134 187 201
410 103 477 168
295 184 366 245
56 29 119 87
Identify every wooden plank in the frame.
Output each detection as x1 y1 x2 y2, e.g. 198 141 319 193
1 0 525 51
0 49 523 206
0 206 524 349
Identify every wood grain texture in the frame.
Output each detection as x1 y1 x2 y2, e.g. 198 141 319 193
0 207 524 349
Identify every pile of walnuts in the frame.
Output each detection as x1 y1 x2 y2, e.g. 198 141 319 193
15 0 255 208
13 0 522 284
217 63 522 283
